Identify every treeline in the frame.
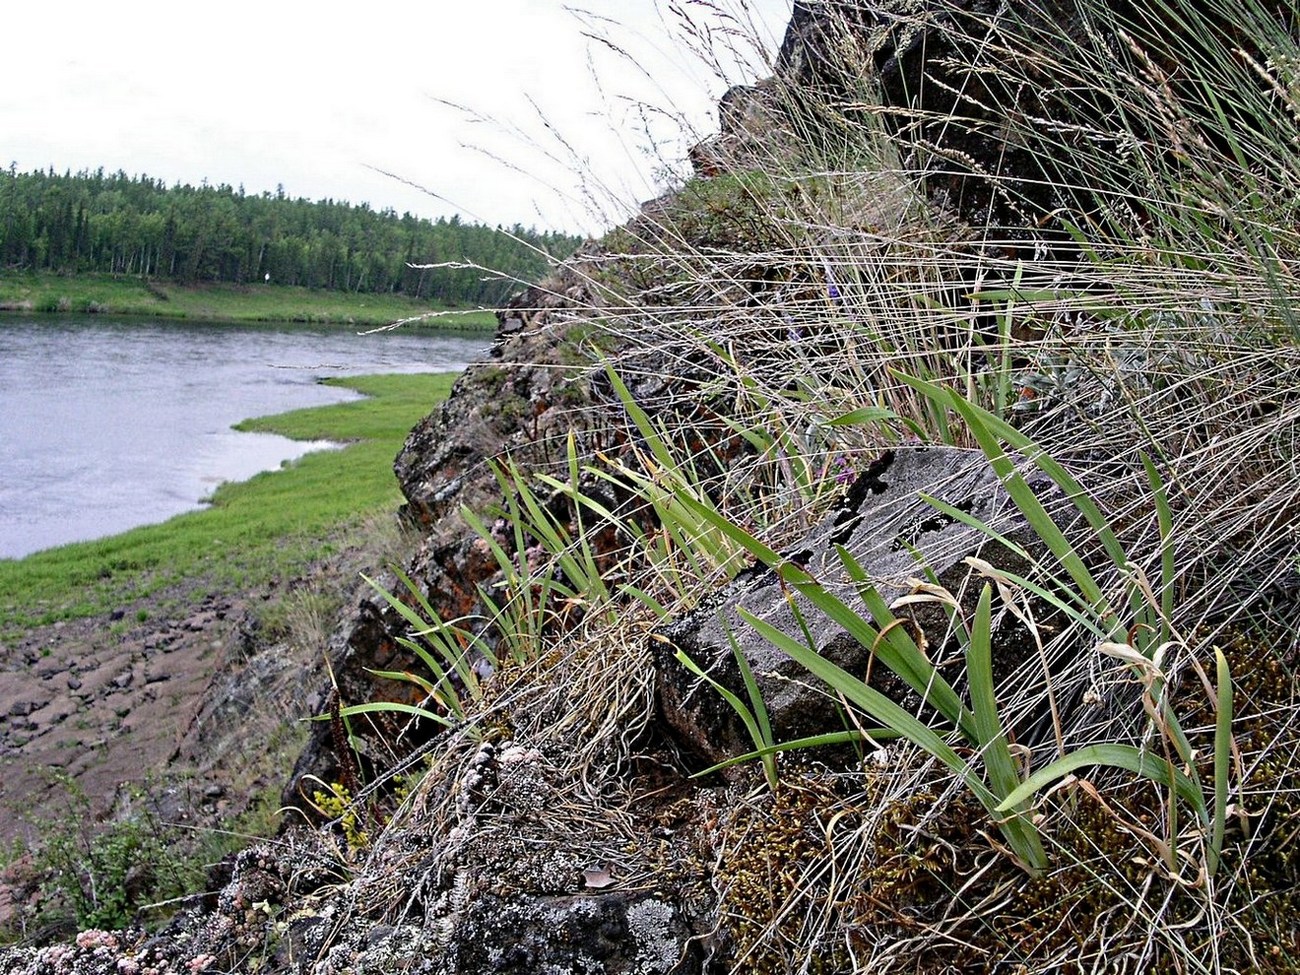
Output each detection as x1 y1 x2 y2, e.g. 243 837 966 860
0 166 584 305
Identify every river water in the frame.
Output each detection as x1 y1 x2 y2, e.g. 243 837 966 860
0 316 491 559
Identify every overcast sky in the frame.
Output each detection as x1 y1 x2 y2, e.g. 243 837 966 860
3 1 792 236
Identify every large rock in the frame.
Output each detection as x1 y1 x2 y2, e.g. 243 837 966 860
760 0 1295 248
656 447 1059 768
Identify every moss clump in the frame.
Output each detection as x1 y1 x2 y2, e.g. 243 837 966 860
836 784 1011 971
704 615 1300 973
715 772 851 975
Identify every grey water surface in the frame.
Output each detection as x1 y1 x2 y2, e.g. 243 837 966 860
0 316 490 559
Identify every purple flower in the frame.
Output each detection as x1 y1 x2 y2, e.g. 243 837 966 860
821 256 844 305
832 454 855 485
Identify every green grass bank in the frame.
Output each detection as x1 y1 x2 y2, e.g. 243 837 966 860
0 372 458 640
0 271 498 328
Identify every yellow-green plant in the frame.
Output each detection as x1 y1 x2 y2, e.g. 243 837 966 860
353 425 648 731
306 778 370 852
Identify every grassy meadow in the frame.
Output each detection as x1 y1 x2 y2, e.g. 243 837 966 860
0 271 497 328
0 372 458 639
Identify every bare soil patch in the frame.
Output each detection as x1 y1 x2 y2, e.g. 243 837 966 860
0 533 387 933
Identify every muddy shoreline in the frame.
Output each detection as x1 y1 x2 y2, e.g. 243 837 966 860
0 532 392 932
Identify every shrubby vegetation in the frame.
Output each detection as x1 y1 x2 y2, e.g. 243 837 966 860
0 166 584 304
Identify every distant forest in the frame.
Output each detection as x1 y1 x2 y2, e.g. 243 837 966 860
0 167 585 305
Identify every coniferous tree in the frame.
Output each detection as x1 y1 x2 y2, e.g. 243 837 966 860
0 167 583 303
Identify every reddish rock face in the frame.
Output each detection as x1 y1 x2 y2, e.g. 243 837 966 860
286 267 620 807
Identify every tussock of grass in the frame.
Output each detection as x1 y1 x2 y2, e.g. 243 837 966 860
336 1 1300 971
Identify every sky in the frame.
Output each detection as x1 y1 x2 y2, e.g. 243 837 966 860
3 1 792 236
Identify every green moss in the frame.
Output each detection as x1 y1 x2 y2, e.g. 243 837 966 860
717 774 849 975
665 171 789 250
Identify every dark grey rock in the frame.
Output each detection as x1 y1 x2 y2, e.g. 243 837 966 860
183 612 215 632
445 892 697 975
768 0 1294 252
656 447 1055 768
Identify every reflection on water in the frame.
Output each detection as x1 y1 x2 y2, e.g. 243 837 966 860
0 316 490 558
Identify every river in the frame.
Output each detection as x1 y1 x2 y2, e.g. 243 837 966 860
0 316 490 559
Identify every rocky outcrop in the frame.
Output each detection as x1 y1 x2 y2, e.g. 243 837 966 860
754 0 1296 249
284 254 752 808
0 763 708 974
269 3 1126 967
283 268 612 807
15 2 1297 972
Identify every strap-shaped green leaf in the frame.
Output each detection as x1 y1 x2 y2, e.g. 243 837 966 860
996 743 1206 821
1209 646 1234 877
674 646 777 789
737 607 1001 813
966 584 1047 871
895 372 1131 638
317 701 455 728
